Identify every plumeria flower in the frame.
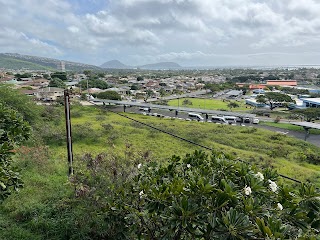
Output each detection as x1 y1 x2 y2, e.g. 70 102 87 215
277 203 283 210
187 164 191 168
268 180 278 192
137 163 142 169
244 185 252 196
255 172 264 181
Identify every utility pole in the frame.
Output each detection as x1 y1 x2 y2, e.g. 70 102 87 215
64 90 74 176
87 78 89 100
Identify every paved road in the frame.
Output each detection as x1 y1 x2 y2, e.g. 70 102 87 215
253 124 320 147
110 106 320 147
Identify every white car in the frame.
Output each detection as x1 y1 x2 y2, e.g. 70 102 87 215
252 118 260 124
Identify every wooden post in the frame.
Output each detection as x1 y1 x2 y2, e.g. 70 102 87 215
64 90 74 176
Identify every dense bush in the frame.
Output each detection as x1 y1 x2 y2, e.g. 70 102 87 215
67 150 320 239
97 91 121 100
0 103 30 201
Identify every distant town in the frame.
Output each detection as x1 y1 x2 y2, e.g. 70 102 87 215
1 54 320 112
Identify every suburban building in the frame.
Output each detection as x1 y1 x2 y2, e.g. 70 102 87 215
301 98 320 108
35 87 64 101
266 80 297 86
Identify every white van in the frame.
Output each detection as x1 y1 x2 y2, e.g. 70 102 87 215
223 116 238 124
188 113 204 122
211 116 228 124
252 118 260 124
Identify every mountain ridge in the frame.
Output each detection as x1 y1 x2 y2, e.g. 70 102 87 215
0 53 103 71
100 59 182 70
0 53 183 71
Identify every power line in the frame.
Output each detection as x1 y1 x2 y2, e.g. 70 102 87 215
90 101 316 187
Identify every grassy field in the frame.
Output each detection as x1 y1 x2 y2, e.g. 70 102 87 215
1 105 320 239
168 98 251 111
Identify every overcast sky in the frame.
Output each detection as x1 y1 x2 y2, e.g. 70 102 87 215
1 0 320 67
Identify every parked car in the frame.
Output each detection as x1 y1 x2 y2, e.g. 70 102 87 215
252 118 260 124
244 117 251 123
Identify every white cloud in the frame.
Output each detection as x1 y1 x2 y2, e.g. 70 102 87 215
1 0 320 65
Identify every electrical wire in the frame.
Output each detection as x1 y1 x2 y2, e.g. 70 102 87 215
90 101 317 187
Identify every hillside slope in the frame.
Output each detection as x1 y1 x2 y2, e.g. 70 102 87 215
0 53 102 71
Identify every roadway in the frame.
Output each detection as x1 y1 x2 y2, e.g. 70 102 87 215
104 105 320 147
93 98 256 119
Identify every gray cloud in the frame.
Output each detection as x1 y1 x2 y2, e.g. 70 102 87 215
0 0 320 66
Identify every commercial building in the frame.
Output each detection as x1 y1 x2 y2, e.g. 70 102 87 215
301 98 320 108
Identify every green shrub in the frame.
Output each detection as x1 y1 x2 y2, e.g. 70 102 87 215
67 150 320 239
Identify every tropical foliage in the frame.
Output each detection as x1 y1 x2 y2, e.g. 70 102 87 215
256 92 293 110
69 150 320 239
293 108 320 122
0 103 30 201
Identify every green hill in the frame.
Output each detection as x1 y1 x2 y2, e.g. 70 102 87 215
0 53 103 71
0 56 53 70
0 103 319 239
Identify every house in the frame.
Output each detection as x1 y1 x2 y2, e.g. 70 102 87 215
105 87 129 95
225 90 243 98
20 78 49 88
35 87 64 101
19 89 38 97
144 81 160 90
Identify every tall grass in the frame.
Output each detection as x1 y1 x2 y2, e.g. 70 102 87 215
1 105 320 239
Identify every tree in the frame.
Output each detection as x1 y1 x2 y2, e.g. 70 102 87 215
227 101 240 111
49 78 66 89
159 88 166 97
293 108 320 122
83 70 92 76
96 91 121 100
256 92 293 110
50 72 67 81
137 76 144 81
182 99 193 106
130 85 139 90
77 79 109 90
0 103 30 201
0 84 41 123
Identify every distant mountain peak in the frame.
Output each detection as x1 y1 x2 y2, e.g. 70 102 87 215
100 60 129 69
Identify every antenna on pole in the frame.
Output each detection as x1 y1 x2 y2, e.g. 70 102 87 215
64 89 74 176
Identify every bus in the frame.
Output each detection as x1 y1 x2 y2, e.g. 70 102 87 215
211 116 228 124
223 116 238 124
188 113 204 122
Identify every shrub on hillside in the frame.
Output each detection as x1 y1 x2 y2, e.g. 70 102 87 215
0 104 30 201
68 150 320 239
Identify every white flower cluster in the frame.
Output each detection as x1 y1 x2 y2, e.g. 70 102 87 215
137 163 142 169
139 190 144 197
244 185 252 195
254 172 264 181
186 164 191 168
268 180 278 192
277 203 283 210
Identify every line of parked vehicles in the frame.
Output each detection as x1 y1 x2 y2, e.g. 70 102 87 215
187 113 259 125
139 107 259 125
